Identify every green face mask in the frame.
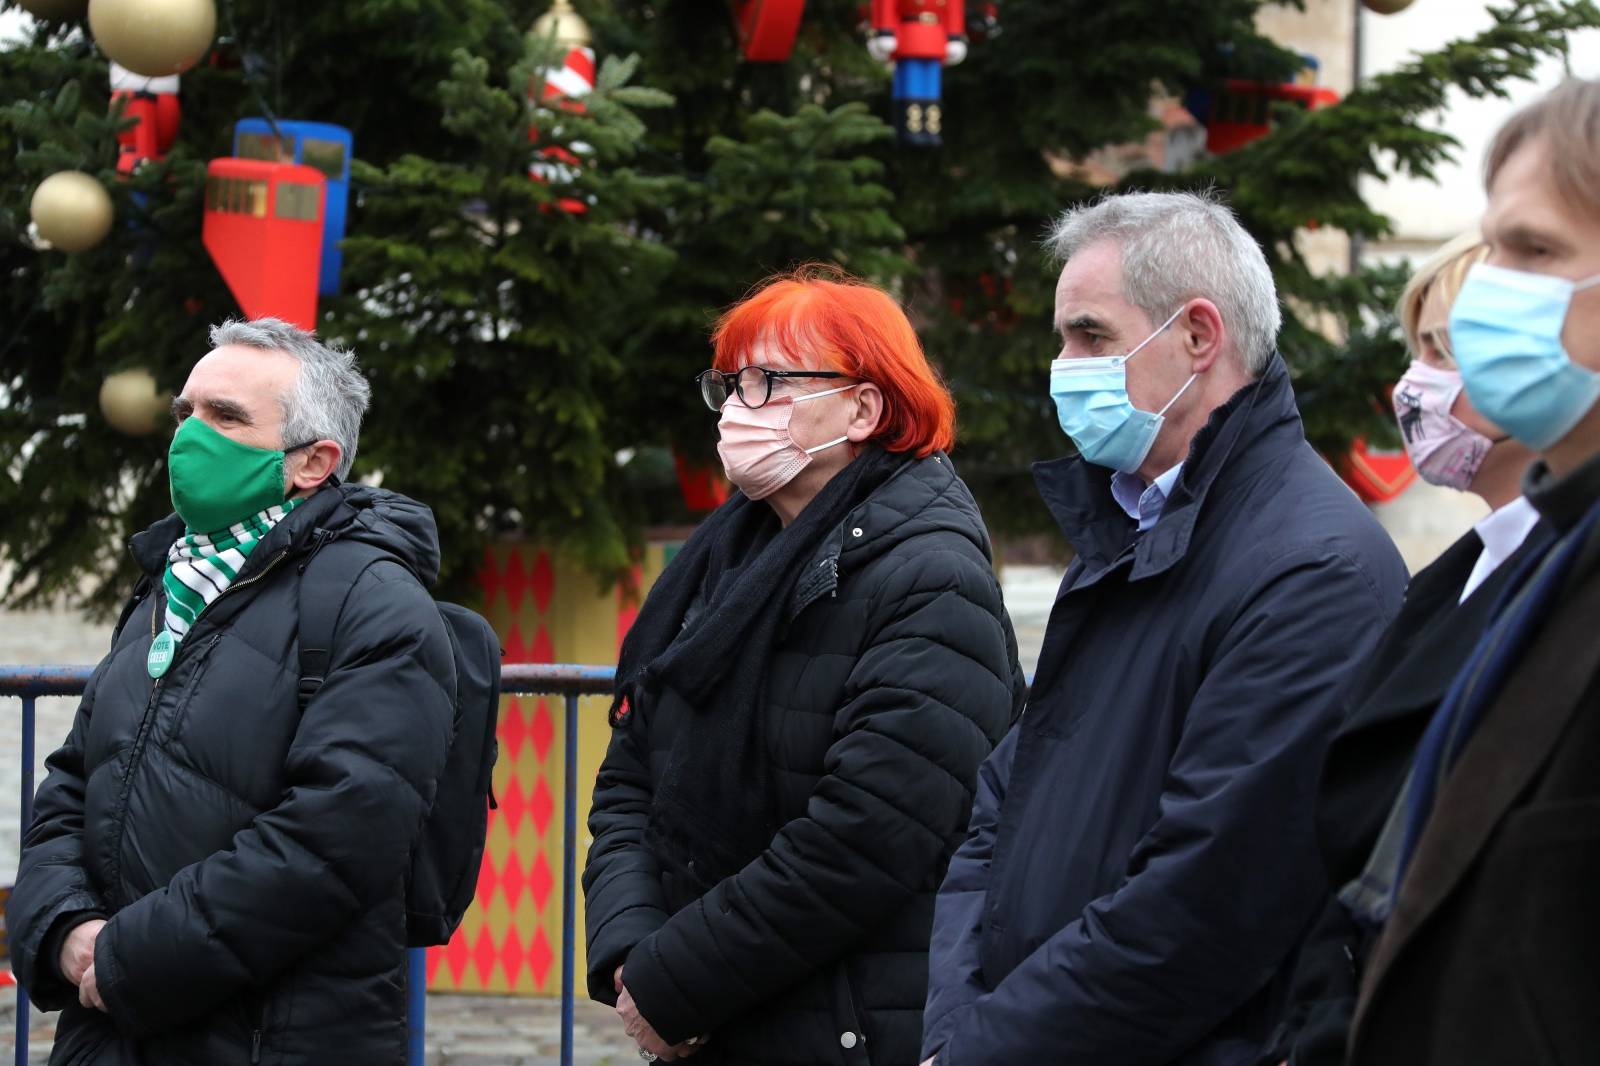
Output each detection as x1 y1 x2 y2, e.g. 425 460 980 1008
167 417 317 532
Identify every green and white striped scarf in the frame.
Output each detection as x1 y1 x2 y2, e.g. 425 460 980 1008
161 498 302 645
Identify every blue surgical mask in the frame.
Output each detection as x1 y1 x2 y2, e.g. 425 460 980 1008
1450 262 1600 450
1050 307 1195 473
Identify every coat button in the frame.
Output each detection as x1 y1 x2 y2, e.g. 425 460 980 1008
851 527 863 537
840 1032 858 1049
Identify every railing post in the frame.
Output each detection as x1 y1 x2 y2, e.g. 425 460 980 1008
17 694 35 1066
561 692 578 1066
407 946 426 1066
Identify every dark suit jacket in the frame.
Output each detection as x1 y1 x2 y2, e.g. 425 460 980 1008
1349 454 1600 1065
1263 517 1553 1066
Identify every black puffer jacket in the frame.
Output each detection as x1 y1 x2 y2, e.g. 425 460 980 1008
584 453 1026 1066
8 485 456 1066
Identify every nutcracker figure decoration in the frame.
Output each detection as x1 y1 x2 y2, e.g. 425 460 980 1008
109 61 180 175
868 0 967 147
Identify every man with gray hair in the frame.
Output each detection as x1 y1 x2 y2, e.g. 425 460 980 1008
922 191 1407 1065
8 318 458 1064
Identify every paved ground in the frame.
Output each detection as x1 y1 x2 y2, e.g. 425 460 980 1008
0 985 639 1064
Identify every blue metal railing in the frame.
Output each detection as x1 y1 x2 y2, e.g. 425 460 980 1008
0 663 615 1066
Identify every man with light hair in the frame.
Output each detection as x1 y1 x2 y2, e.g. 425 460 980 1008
922 191 1407 1065
1346 76 1600 1066
7 318 458 1064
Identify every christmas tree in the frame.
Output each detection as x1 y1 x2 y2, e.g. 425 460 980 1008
2 0 1596 613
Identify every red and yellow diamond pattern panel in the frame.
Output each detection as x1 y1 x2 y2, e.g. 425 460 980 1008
426 541 674 995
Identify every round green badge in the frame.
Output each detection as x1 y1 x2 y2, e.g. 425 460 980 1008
147 629 176 679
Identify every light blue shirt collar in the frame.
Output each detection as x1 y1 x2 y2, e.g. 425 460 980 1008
1111 462 1184 533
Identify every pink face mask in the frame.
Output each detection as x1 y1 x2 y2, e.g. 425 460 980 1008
1392 361 1494 491
716 383 858 500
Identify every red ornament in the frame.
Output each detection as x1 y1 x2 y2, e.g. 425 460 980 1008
201 157 324 330
673 450 730 513
528 45 596 214
735 0 807 62
1340 437 1417 504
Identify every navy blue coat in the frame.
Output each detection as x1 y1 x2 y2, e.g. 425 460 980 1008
923 358 1408 1066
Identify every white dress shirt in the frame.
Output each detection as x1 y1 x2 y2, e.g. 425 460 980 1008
1458 495 1542 603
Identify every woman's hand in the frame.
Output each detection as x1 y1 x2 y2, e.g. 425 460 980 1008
615 965 705 1060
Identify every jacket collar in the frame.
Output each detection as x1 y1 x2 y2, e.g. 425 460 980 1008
1034 354 1304 581
1334 524 1552 739
1524 448 1600 533
127 485 352 579
790 451 978 619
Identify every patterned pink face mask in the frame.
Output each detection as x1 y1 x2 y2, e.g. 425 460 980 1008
716 384 858 500
1392 361 1494 491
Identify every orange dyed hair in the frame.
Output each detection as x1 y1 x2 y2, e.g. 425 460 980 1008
711 267 956 457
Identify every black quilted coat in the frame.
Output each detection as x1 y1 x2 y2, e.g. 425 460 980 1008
583 453 1026 1066
7 485 457 1066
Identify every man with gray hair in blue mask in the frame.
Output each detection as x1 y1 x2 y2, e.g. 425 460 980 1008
921 190 1407 1065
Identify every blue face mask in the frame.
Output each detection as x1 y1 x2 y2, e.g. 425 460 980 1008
1450 262 1600 450
1050 307 1195 473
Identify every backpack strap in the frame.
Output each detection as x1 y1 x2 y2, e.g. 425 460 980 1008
296 534 402 710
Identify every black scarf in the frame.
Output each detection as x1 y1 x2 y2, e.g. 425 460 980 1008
610 444 907 889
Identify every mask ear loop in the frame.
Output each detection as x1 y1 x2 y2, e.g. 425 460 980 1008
796 381 864 455
1158 372 1201 417
792 382 862 403
1118 305 1187 366
1123 306 1198 417
804 435 849 455
283 439 340 493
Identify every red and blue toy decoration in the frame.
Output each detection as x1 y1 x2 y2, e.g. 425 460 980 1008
1183 55 1340 156
201 156 325 331
232 118 353 295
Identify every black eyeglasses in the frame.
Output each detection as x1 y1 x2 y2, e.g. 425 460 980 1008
696 366 847 412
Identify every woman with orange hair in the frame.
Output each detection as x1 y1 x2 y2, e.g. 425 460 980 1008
584 268 1024 1065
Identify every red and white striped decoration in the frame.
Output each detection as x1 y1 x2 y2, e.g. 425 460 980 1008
541 45 595 105
529 46 596 212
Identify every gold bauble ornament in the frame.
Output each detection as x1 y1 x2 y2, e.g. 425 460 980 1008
99 369 166 436
1362 0 1417 13
88 0 216 77
30 171 114 253
531 0 591 49
16 0 90 20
